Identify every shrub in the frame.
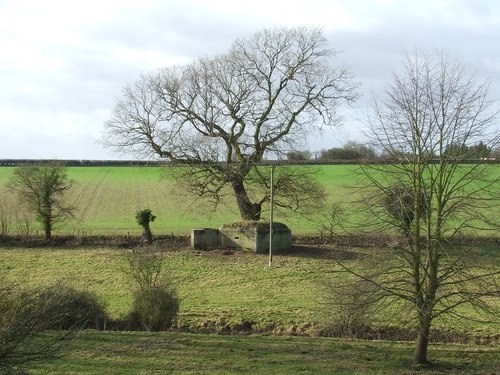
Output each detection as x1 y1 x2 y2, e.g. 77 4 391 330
39 285 108 330
0 203 12 237
320 279 377 338
124 249 180 331
128 285 179 331
0 279 76 372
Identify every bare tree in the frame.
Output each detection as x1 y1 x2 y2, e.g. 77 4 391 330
7 165 75 240
340 52 500 364
104 27 357 220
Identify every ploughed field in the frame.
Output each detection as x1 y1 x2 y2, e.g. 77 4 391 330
0 165 361 235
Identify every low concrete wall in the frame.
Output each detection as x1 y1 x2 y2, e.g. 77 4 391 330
191 228 220 250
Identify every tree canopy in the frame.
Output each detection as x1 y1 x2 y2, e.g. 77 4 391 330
105 27 358 220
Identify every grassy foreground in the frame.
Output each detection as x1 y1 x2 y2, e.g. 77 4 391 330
27 331 499 374
2 244 498 373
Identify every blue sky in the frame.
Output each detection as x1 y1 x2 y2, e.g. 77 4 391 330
1 0 499 159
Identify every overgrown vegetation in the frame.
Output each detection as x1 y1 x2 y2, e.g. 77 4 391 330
40 285 108 330
124 249 180 331
0 279 103 373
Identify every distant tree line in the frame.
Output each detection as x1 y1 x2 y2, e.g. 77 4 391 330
288 141 500 162
1 142 498 169
0 159 165 167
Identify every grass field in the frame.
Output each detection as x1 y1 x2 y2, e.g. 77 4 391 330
1 245 498 336
1 245 498 374
1 164 498 236
0 165 361 235
27 331 499 374
0 246 342 329
1 165 498 373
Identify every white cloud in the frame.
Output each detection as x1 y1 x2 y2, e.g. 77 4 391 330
0 0 499 159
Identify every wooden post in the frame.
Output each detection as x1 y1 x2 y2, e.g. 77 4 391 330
269 164 275 268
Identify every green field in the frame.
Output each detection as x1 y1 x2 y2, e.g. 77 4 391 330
1 165 498 373
1 245 498 335
1 245 499 374
1 164 498 236
0 165 361 235
27 331 499 374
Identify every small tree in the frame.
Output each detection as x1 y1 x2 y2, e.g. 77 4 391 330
7 165 74 240
136 209 156 243
318 202 346 241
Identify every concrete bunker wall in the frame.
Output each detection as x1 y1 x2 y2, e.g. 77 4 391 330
191 228 220 250
191 221 292 253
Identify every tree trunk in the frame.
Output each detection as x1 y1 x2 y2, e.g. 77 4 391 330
231 180 262 221
44 227 51 241
43 218 52 240
142 224 153 243
415 319 431 364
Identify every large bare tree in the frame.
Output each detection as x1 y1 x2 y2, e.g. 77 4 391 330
341 52 499 364
104 27 357 220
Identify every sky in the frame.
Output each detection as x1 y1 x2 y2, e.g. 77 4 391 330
0 0 499 160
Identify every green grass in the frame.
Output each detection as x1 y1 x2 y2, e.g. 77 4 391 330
0 165 361 235
0 247 330 327
1 164 498 236
26 331 500 374
1 246 497 335
1 245 498 373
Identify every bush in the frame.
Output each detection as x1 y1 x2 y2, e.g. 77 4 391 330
39 285 108 330
135 208 156 243
128 285 179 331
320 279 377 338
0 279 77 372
